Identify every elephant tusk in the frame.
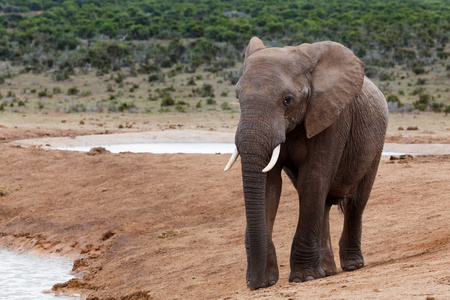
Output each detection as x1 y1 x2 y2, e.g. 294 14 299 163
262 144 281 173
224 147 239 172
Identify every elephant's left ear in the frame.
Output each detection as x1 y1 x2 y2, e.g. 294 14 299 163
296 41 365 138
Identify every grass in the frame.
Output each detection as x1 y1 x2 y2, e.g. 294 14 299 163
0 64 241 115
158 229 185 239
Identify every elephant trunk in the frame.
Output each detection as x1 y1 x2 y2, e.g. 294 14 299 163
239 138 269 290
236 117 282 289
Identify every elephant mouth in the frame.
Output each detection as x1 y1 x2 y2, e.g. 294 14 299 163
224 144 281 173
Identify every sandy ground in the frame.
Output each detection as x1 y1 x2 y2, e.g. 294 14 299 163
0 113 450 299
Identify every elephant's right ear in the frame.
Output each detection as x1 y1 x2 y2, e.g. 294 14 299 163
245 37 266 60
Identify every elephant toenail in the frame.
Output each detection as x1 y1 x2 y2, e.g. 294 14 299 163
292 277 302 283
269 280 276 286
247 281 250 287
347 265 356 271
305 276 315 281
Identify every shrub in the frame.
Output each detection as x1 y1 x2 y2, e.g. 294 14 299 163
68 103 87 113
444 105 450 116
206 98 216 105
118 102 137 112
196 100 202 108
175 103 186 112
148 74 160 82
379 72 392 81
160 96 175 107
38 89 49 97
68 87 79 95
160 59 172 68
53 87 62 94
412 90 432 111
115 72 125 84
18 100 25 106
416 78 427 85
221 102 231 110
411 63 425 75
431 102 444 112
187 77 196 86
202 83 214 97
386 94 404 107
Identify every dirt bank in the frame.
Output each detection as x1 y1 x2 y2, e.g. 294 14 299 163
0 127 449 299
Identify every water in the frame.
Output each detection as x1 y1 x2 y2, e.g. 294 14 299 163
54 142 415 156
55 142 236 154
0 248 79 299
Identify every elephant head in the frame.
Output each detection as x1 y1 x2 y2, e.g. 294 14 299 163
225 37 364 290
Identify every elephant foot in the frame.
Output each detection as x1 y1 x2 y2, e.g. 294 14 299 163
246 268 278 290
246 251 279 290
289 265 326 283
339 248 364 271
320 250 338 276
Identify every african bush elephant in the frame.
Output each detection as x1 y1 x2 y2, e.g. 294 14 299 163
224 37 388 290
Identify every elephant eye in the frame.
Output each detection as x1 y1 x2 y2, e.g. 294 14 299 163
283 96 293 106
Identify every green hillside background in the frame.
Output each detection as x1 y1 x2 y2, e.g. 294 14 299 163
0 0 449 114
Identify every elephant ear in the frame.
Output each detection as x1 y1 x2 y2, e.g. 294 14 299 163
245 37 266 60
297 41 364 138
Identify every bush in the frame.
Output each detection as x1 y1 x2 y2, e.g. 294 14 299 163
115 72 125 84
202 83 214 97
38 89 49 97
187 77 196 86
416 78 427 85
68 87 79 95
206 98 216 105
431 102 444 112
412 90 432 111
148 74 160 82
53 87 62 94
160 96 175 107
386 94 404 107
444 105 450 116
68 103 87 113
412 63 425 75
118 102 137 112
221 102 231 110
379 72 392 81
196 100 202 108
175 103 186 112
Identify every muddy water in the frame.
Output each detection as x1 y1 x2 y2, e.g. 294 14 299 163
0 248 79 299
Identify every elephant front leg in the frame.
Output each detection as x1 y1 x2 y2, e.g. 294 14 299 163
289 187 327 282
319 200 337 276
246 169 282 288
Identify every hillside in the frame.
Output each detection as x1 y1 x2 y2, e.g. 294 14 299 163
0 0 449 114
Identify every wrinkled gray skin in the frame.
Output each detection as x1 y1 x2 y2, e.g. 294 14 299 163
232 37 388 290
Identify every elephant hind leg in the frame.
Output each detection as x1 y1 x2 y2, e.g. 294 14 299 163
320 201 337 276
339 154 381 271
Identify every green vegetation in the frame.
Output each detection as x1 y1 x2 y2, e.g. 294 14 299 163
0 0 448 114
